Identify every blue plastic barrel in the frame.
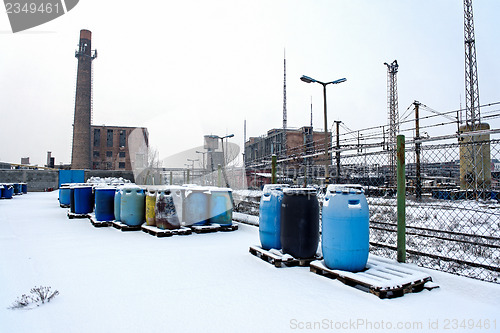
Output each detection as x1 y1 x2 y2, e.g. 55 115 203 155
13 183 21 195
280 188 319 259
322 184 369 272
114 187 123 221
183 188 209 226
0 184 4 198
74 186 94 214
258 184 288 250
59 184 71 206
95 187 116 221
21 183 27 194
209 188 233 226
120 187 145 226
3 184 14 199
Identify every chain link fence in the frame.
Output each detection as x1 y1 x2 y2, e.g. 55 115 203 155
240 104 500 283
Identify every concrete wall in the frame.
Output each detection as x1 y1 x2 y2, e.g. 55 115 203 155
0 170 58 191
0 169 135 191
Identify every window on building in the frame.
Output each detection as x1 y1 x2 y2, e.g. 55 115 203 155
119 130 126 147
106 162 112 170
92 162 100 169
93 129 100 147
93 151 100 157
119 151 126 158
106 151 112 157
118 162 126 169
107 129 113 147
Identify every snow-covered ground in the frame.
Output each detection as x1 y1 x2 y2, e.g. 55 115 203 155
1 192 500 333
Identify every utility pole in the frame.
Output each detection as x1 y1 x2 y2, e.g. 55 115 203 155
413 101 422 200
334 121 341 184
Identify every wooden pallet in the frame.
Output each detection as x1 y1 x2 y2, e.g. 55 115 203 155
249 245 321 268
189 223 239 234
111 221 142 231
141 225 192 237
219 224 239 232
67 211 90 219
309 257 437 299
88 215 112 228
189 224 221 234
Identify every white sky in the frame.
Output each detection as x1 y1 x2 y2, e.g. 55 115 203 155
1 0 499 166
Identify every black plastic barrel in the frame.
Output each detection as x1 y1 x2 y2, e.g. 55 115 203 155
280 188 319 259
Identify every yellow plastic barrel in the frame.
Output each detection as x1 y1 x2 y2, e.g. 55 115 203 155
145 188 157 226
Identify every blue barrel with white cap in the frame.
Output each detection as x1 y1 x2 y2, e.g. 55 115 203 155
322 184 369 272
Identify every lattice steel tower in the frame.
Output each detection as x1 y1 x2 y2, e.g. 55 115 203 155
464 0 480 127
384 60 399 186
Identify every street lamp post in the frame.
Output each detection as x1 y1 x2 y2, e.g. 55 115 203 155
187 158 198 182
215 134 234 188
300 75 346 185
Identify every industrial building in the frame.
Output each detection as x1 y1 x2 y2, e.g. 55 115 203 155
91 125 149 171
245 126 331 167
70 29 148 171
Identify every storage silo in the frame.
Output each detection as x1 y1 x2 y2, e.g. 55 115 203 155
459 123 491 191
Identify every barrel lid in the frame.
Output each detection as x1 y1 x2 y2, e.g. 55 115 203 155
327 184 364 194
283 187 317 195
263 184 289 193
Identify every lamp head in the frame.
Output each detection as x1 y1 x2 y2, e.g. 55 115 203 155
300 75 316 83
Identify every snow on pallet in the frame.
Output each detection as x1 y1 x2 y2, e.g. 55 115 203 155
88 214 112 228
309 256 438 299
111 221 142 231
67 210 90 219
189 223 239 234
141 225 192 237
249 245 322 268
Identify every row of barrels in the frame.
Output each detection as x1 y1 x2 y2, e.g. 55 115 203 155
59 184 233 229
0 183 28 199
259 184 369 272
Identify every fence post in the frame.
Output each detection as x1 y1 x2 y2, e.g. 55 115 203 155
271 154 277 184
397 134 406 263
218 165 222 187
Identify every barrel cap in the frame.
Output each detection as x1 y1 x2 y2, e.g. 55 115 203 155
263 184 289 193
327 184 364 194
